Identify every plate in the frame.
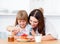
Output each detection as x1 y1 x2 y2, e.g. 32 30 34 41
16 36 35 42
16 38 30 42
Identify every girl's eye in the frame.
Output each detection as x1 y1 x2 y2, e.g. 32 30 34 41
18 20 26 22
22 20 25 22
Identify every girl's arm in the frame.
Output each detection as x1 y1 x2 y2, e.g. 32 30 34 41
7 26 19 35
12 27 20 35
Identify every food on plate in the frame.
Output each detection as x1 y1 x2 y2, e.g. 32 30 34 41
21 34 28 39
16 34 35 42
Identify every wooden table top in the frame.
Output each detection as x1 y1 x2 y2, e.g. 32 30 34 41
0 39 60 44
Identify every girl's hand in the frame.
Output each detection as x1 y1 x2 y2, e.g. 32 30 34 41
7 26 14 32
12 27 20 35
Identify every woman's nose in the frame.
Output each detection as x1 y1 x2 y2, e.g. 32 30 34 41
31 21 34 25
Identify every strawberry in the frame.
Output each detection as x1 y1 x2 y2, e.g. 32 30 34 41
21 34 28 36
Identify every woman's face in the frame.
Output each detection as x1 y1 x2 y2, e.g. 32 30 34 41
29 16 39 28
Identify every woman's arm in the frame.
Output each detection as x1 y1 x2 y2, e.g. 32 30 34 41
42 34 57 41
44 20 58 41
31 30 57 41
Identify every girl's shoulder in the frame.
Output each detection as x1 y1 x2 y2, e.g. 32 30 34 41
15 25 21 29
15 25 20 27
26 24 32 28
26 24 32 31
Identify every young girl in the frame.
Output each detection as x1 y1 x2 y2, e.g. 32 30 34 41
12 10 32 36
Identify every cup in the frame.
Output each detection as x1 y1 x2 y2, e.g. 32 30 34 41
8 32 14 42
35 34 42 43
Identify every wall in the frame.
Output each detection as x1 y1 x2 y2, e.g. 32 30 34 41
0 0 60 16
0 0 30 15
30 0 60 16
0 15 16 32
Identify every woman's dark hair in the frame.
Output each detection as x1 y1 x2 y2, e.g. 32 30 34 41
28 9 45 35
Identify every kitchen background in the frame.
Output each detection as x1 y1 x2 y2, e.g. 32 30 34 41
0 0 60 39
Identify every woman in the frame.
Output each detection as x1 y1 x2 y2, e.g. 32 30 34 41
28 9 58 40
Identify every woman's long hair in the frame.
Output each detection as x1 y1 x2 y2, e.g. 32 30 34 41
28 9 45 35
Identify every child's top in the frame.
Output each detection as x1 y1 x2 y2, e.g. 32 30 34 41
15 24 32 36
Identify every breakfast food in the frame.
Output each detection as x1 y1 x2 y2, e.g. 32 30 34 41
16 34 29 42
21 34 28 39
16 34 34 42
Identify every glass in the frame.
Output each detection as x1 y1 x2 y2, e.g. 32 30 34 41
8 35 14 42
35 34 42 43
8 31 14 42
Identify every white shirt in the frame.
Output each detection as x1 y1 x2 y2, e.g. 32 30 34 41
45 19 58 39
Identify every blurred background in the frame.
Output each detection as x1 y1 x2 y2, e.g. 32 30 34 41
0 0 60 39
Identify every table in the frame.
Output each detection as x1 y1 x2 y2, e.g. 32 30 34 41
0 39 60 44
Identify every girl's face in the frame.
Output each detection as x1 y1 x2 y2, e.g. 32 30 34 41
29 16 39 28
18 20 27 28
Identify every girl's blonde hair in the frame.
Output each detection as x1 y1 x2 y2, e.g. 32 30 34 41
15 10 28 26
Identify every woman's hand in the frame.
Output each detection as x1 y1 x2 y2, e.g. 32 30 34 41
42 34 57 41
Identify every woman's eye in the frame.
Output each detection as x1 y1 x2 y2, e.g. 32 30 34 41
30 20 38 23
34 22 37 23
34 21 38 23
29 20 32 22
